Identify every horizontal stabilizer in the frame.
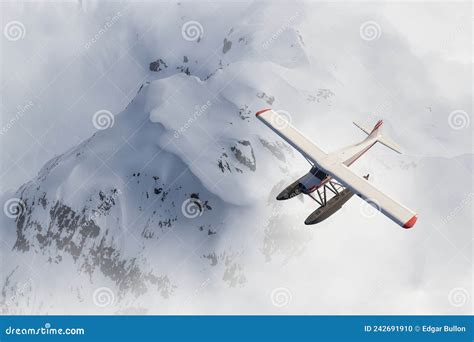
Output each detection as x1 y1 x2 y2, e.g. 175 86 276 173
378 135 402 154
353 121 372 135
353 120 402 154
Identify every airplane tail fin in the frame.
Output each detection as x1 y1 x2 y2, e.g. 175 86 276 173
353 120 402 154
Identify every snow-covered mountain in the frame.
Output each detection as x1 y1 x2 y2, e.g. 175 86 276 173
1 1 471 314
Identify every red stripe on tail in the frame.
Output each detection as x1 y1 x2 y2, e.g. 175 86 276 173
373 119 383 130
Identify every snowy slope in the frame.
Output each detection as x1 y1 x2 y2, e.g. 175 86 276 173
0 13 310 311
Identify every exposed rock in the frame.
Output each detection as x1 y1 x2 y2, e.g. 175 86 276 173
256 92 275 105
222 38 232 54
149 58 168 72
231 140 256 171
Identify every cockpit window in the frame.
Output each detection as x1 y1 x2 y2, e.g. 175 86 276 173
310 167 327 180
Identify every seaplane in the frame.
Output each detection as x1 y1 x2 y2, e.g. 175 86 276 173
256 109 417 228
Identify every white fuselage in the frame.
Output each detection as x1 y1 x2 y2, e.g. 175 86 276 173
331 134 380 166
298 134 379 194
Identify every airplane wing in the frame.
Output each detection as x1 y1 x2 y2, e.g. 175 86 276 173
256 109 417 228
256 109 327 162
327 163 417 228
